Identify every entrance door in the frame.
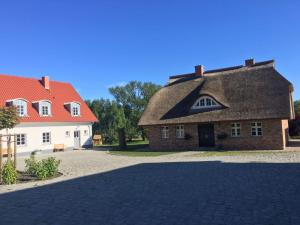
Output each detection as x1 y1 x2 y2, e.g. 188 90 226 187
74 131 81 149
198 124 215 147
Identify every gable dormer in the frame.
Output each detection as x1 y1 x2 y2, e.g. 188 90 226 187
32 100 52 117
6 98 29 117
191 95 221 110
64 102 81 117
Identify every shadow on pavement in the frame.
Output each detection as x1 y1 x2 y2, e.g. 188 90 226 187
0 161 299 225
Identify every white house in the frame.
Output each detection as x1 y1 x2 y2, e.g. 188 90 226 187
0 74 97 154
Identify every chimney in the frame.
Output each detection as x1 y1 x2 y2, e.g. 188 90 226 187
195 65 204 76
245 58 255 67
42 76 50 90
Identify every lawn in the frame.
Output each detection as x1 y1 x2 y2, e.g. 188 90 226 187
108 150 177 157
193 150 292 157
103 140 178 157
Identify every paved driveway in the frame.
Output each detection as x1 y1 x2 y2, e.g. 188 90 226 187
0 150 300 225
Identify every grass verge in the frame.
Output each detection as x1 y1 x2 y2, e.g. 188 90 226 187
193 150 292 157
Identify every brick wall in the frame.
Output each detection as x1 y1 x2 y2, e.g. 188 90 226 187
215 119 286 150
146 119 287 150
146 124 199 150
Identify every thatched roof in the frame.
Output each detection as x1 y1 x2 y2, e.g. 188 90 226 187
139 60 294 126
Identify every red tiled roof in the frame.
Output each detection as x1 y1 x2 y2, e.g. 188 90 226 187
0 74 98 123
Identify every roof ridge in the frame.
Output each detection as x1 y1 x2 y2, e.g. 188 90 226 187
0 73 71 85
169 60 275 79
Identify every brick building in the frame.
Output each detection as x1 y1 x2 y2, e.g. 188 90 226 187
139 59 295 150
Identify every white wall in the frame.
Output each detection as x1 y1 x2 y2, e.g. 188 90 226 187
0 122 93 153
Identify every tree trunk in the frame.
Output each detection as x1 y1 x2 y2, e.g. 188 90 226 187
118 128 127 150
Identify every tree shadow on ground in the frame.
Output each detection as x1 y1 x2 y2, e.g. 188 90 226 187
0 161 300 225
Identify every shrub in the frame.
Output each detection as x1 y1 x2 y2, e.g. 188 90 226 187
1 161 17 185
34 161 48 180
25 155 37 175
217 132 228 140
25 156 61 180
42 157 61 177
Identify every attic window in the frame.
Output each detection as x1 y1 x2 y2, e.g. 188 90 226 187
6 99 28 117
64 102 81 117
192 96 219 109
33 100 52 117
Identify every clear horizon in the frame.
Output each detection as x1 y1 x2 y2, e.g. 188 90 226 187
0 0 299 100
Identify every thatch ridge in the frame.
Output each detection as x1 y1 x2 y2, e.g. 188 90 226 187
139 61 293 126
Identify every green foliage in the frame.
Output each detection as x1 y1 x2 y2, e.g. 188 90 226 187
25 155 61 180
1 161 17 185
0 107 19 130
86 81 160 144
217 132 228 140
25 155 37 175
289 100 300 137
109 81 161 140
86 99 126 143
295 100 300 118
43 157 61 177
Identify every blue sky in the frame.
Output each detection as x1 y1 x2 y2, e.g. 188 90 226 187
0 0 299 100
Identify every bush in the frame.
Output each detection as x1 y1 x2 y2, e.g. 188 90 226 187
1 161 17 185
25 155 61 180
42 157 61 177
34 161 48 180
25 155 37 175
217 132 228 140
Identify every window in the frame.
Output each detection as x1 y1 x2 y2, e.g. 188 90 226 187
42 132 51 144
231 123 241 137
176 125 185 139
84 130 88 136
9 99 28 117
65 131 70 137
161 126 169 139
192 96 219 109
42 106 49 116
16 134 26 146
71 103 81 116
251 122 262 136
38 101 51 116
16 104 25 116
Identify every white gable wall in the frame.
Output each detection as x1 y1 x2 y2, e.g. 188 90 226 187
0 122 93 154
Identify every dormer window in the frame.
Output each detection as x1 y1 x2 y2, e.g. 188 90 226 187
33 100 52 117
40 101 51 116
64 102 81 117
191 96 219 110
6 98 28 117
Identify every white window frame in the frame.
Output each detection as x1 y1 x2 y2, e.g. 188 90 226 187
161 126 169 139
42 132 51 144
192 96 219 109
8 99 28 117
16 104 25 117
72 106 79 116
176 125 185 139
16 134 27 146
251 122 262 136
231 123 241 137
42 105 49 116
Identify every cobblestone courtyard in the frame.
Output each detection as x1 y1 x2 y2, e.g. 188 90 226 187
0 150 300 225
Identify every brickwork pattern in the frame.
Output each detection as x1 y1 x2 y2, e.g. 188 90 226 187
147 119 287 150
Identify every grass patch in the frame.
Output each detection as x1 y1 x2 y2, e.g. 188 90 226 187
106 140 177 157
193 150 290 157
108 150 176 157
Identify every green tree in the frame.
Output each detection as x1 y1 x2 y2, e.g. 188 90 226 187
0 107 19 131
86 99 126 144
109 81 161 140
295 100 300 118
